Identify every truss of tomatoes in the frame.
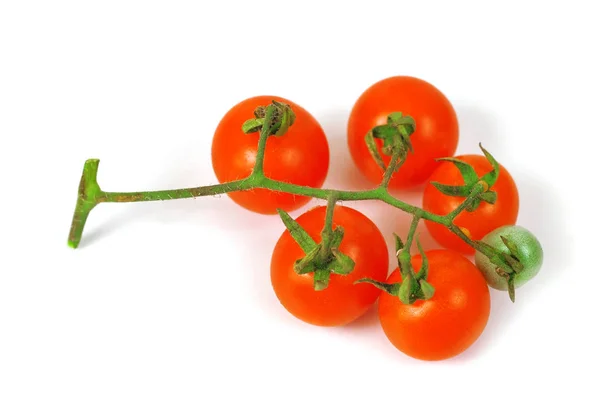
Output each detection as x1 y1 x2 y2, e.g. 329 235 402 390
211 76 544 361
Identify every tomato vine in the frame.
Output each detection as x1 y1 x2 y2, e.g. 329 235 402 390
68 98 537 305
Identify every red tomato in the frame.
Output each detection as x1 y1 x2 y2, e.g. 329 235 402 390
211 95 329 214
423 154 519 254
270 205 389 327
378 249 490 361
347 76 459 189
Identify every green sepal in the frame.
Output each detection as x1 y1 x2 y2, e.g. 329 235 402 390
393 232 404 253
436 157 479 186
475 240 497 255
430 182 471 197
271 100 296 137
507 274 516 303
466 198 482 212
479 190 497 204
242 118 265 134
396 251 412 278
397 125 413 153
364 131 386 170
492 256 515 276
372 125 400 156
364 112 415 168
313 269 331 291
330 226 345 249
276 208 317 253
414 236 429 281
478 143 500 188
329 248 355 275
387 112 416 152
387 112 416 136
355 278 400 297
500 235 521 260
502 253 524 274
293 245 321 274
398 275 418 304
419 280 435 300
480 245 514 276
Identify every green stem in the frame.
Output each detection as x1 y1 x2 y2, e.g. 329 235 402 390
447 182 487 220
251 105 276 177
67 173 454 248
68 159 102 248
380 151 404 189
104 179 258 202
66 104 483 256
396 214 421 279
448 224 487 253
404 213 421 251
320 193 338 252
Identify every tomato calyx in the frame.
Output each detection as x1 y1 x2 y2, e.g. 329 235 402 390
364 112 416 171
358 232 435 305
475 235 527 302
432 143 501 213
276 206 356 291
241 100 296 137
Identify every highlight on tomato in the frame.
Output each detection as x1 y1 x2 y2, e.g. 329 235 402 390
347 75 459 189
270 205 389 327
377 249 491 361
423 153 519 255
211 95 330 214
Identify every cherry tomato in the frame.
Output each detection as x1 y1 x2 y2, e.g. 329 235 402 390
475 225 543 290
347 76 459 189
211 95 329 214
423 154 519 255
270 205 389 327
378 249 490 361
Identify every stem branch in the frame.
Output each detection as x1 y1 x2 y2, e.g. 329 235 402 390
320 193 339 252
404 213 421 251
251 105 276 177
447 182 487 220
380 151 404 189
67 106 482 257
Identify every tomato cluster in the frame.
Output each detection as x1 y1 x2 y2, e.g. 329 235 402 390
210 76 542 361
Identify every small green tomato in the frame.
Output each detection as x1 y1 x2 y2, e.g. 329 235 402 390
474 225 543 291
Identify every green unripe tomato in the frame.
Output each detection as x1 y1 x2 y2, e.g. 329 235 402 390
474 225 543 291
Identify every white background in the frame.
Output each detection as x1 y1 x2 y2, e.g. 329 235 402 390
1 1 598 399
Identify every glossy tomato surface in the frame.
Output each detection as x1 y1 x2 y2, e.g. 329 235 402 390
271 205 389 327
423 154 519 254
212 95 329 214
347 76 459 189
378 249 490 361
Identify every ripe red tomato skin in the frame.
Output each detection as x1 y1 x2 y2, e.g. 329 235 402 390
270 205 389 327
378 249 490 361
347 76 459 189
211 95 330 215
423 154 520 255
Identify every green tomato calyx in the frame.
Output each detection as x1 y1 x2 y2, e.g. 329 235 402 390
431 144 500 212
242 100 296 137
276 207 356 291
474 225 544 303
356 234 435 305
364 112 416 171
